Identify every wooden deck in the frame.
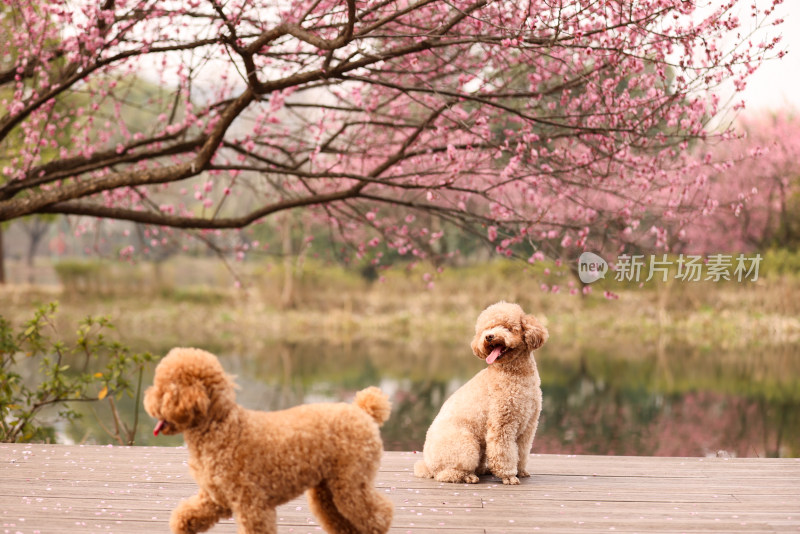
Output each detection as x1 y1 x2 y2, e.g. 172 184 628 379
1 444 798 533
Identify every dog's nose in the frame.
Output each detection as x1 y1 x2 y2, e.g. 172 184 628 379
485 334 494 342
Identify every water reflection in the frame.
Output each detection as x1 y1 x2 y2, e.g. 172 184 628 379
63 340 799 457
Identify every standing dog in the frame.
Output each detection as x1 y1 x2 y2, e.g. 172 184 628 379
144 347 393 534
414 301 548 485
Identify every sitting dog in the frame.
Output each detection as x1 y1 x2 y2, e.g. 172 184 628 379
414 301 548 485
144 347 393 534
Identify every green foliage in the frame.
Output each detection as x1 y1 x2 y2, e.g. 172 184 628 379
159 286 228 304
53 260 111 296
0 302 154 444
254 258 368 308
289 259 367 292
761 248 800 277
54 259 149 297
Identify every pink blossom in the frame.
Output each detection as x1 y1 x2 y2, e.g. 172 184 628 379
0 0 784 270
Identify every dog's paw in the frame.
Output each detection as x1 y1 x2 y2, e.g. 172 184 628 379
518 468 531 478
170 509 215 534
502 476 520 485
434 468 480 484
169 516 196 534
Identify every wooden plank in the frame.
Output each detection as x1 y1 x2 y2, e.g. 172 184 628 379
0 444 798 534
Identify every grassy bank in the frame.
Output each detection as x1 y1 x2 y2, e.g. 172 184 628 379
3 257 799 455
2 256 798 367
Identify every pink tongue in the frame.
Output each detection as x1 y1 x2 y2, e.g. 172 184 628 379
486 346 503 365
154 420 166 436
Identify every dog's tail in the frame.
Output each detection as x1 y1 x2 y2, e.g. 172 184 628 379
354 386 391 426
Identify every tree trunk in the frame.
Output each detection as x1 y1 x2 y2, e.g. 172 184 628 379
21 218 51 285
26 230 40 285
280 221 294 309
0 225 5 284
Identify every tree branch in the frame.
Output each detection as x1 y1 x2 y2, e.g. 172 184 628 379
0 88 254 222
38 182 366 229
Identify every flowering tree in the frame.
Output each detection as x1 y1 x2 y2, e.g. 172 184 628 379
678 111 800 254
0 0 785 268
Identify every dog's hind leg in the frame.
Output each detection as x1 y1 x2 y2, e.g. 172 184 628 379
434 467 480 484
325 466 393 534
413 460 433 478
233 504 276 534
330 482 393 534
307 481 359 534
427 428 482 484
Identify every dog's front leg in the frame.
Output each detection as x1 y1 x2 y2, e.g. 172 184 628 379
517 394 542 478
516 414 540 478
170 491 231 534
486 420 521 485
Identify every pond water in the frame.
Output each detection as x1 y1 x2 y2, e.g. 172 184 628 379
59 337 800 458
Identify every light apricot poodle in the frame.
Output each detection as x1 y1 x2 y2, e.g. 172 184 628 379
414 301 548 485
144 347 393 534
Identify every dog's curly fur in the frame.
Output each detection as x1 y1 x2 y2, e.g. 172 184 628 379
414 301 548 485
143 347 393 534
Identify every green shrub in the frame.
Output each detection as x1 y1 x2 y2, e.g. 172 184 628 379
53 260 111 295
54 259 157 297
762 248 800 277
0 302 155 444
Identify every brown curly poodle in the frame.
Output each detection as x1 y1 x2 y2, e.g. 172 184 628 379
414 301 548 485
144 347 393 534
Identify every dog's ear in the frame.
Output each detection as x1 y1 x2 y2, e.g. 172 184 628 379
143 385 160 419
470 331 485 358
162 382 210 427
522 314 548 351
